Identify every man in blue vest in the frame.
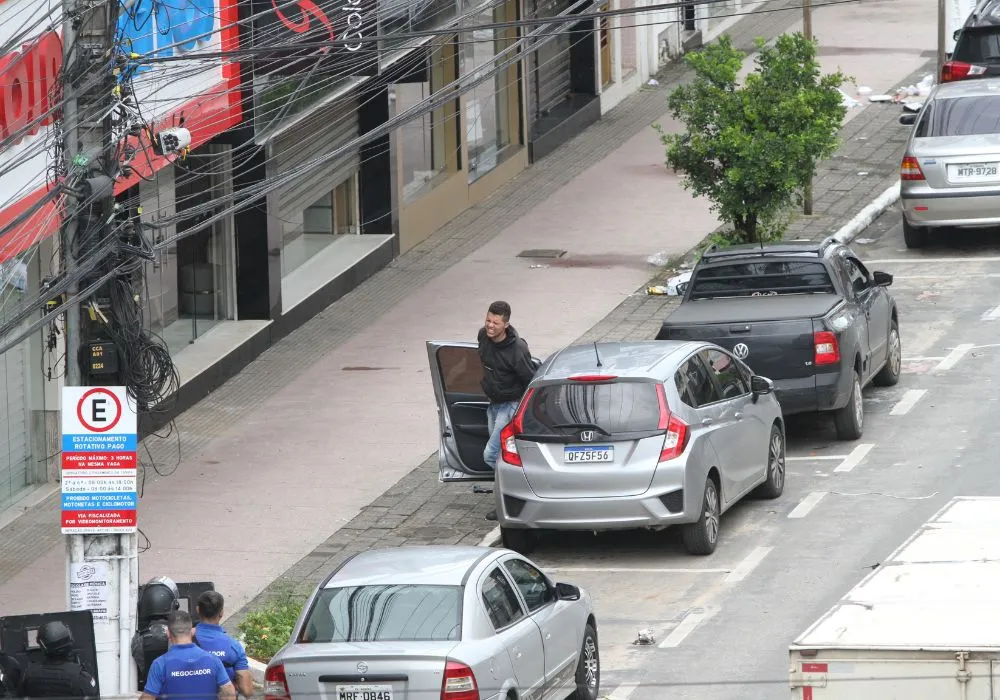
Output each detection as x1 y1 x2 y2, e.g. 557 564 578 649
193 591 254 698
140 611 235 700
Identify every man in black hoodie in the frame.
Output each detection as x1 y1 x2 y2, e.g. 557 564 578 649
478 301 536 520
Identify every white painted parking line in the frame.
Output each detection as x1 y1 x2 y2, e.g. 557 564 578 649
934 344 974 372
834 443 875 473
608 684 639 700
903 356 944 362
889 389 927 416
788 491 827 519
724 546 773 583
479 526 500 548
787 454 848 462
983 305 1000 321
658 608 716 648
544 566 729 574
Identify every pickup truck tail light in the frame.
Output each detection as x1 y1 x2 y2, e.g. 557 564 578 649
941 60 987 83
814 331 840 366
900 156 925 181
655 384 689 462
500 389 534 467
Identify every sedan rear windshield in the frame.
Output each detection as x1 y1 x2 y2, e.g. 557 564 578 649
688 260 835 299
300 585 461 643
917 95 1000 137
520 381 661 437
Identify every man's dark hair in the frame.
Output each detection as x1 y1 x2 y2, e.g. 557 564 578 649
488 301 511 321
166 610 193 638
196 590 225 621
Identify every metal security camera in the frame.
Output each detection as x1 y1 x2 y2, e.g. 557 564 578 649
156 127 192 154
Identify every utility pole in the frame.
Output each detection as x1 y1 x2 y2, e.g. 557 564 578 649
803 0 814 216
938 0 947 78
60 0 139 694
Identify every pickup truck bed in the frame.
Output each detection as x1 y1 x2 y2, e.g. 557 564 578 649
661 294 843 325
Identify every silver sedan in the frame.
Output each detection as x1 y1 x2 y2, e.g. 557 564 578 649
263 546 600 700
899 77 1000 248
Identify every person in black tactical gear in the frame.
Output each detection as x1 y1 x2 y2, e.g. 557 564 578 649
131 576 180 691
0 651 22 698
19 621 97 699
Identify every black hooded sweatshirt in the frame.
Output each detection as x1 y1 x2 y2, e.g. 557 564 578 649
478 325 536 403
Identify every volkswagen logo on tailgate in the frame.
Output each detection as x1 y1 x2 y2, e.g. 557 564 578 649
733 343 750 359
579 430 595 442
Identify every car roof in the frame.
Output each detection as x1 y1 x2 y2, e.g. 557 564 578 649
698 237 842 263
963 0 1000 28
931 77 1000 100
325 546 495 588
538 341 700 381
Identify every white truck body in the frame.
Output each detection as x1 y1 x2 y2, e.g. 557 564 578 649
789 497 1000 700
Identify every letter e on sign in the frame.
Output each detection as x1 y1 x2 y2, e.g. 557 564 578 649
77 388 123 433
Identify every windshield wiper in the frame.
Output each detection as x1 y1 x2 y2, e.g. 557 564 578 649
551 422 612 436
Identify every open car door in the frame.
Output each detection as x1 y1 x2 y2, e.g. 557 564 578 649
426 341 543 482
427 341 495 482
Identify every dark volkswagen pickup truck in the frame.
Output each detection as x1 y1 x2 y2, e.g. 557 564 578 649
656 238 900 440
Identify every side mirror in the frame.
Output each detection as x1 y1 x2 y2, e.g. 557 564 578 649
873 270 893 287
676 281 689 296
898 113 917 126
555 582 581 601
954 29 961 41
750 375 773 396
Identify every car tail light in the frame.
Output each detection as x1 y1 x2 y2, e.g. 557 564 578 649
500 388 534 467
568 374 619 381
941 60 987 82
900 156 925 181
264 664 290 700
441 660 479 700
655 384 689 462
814 331 840 366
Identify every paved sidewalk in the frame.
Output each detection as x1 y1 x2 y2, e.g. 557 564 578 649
0 0 932 632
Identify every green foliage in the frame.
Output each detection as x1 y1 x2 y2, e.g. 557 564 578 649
236 592 305 662
655 33 848 244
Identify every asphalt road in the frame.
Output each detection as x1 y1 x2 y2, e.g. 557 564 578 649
526 208 1000 700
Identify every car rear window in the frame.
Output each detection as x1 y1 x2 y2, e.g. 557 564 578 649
688 260 835 299
301 585 461 643
919 95 1000 137
953 28 1000 64
520 381 661 436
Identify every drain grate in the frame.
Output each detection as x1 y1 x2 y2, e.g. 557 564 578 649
517 248 567 259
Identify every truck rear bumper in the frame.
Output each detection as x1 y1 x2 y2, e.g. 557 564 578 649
774 372 844 415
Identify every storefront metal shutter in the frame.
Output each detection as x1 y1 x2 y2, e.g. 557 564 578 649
530 0 574 117
0 331 30 509
272 97 361 222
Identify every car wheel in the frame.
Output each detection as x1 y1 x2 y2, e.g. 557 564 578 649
753 424 785 499
500 526 536 555
833 370 864 440
569 624 600 700
902 219 927 248
682 477 720 555
873 320 902 387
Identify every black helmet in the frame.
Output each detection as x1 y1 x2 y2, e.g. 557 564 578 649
138 576 180 621
38 622 74 655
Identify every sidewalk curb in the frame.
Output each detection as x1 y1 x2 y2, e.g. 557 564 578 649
249 658 267 685
830 180 901 244
472 180 901 555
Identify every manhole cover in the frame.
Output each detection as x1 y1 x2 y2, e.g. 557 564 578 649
517 248 567 259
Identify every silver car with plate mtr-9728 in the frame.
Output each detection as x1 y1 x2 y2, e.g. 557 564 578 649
263 545 599 700
898 77 1000 248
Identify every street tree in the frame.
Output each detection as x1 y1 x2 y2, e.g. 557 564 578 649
656 33 848 244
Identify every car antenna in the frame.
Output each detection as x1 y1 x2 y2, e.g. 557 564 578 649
593 341 603 368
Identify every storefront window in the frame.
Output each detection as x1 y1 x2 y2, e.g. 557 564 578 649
282 175 359 277
396 39 461 202
464 0 520 183
379 0 463 60
254 72 355 137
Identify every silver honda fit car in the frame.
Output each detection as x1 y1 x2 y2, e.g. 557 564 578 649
427 340 785 556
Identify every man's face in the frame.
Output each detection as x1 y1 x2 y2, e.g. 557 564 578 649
484 312 508 339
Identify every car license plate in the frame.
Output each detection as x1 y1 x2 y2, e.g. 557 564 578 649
564 446 614 463
950 162 1000 182
335 685 393 700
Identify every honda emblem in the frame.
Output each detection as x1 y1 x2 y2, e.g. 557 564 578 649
580 430 595 442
